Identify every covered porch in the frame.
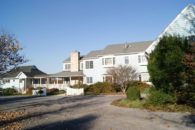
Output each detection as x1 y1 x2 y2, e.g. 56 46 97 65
32 71 84 90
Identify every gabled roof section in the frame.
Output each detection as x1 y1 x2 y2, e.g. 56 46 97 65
146 4 195 54
163 4 195 36
1 65 47 78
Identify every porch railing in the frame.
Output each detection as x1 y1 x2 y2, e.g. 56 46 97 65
33 83 70 90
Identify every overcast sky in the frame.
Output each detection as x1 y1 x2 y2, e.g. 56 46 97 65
1 0 195 73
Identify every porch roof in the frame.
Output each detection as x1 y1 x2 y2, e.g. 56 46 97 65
48 71 84 77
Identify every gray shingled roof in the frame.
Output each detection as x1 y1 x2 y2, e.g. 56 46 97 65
1 66 47 78
102 41 152 55
63 57 70 63
83 50 103 59
83 41 152 59
48 71 84 77
63 41 152 60
63 56 84 63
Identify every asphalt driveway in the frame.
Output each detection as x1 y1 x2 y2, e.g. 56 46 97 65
0 95 194 130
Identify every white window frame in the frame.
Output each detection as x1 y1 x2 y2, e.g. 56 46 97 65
102 57 115 65
86 77 93 84
125 56 129 64
138 55 141 63
65 64 71 71
105 58 112 65
113 57 116 65
85 61 93 69
138 55 146 63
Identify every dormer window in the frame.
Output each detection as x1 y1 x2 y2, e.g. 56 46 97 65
64 64 71 71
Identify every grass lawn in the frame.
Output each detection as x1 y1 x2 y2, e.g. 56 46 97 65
112 98 195 113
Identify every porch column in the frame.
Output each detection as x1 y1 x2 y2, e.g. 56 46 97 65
40 78 41 86
25 78 27 92
46 77 49 89
70 77 71 86
78 77 80 87
57 77 59 84
31 79 34 88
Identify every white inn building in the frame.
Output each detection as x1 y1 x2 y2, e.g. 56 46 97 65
1 4 195 92
62 41 151 85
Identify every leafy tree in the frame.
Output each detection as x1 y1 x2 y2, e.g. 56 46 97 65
107 65 138 94
147 36 188 93
0 32 26 74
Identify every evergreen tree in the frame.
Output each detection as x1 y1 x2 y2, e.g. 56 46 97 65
148 36 188 93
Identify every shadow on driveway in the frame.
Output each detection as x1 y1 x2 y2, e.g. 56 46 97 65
0 95 102 111
0 96 42 105
0 95 102 128
25 114 98 130
150 113 195 129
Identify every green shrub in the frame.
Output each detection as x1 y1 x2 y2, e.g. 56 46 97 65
59 90 65 94
126 86 140 101
38 89 43 95
146 90 174 105
72 84 88 89
84 82 115 95
112 83 121 92
3 88 18 96
127 81 151 92
142 88 151 95
47 88 59 95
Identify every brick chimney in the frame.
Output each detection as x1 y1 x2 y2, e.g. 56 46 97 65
70 51 80 72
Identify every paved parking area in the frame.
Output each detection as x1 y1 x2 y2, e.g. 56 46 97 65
0 95 194 130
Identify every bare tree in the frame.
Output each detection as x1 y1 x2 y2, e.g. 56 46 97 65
107 65 138 94
0 32 27 74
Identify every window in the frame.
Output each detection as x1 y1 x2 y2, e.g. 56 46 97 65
19 79 23 83
102 58 104 65
104 76 112 82
65 64 71 70
138 55 141 63
141 55 147 62
125 56 129 64
102 57 115 65
86 61 93 69
138 55 146 63
86 77 93 83
105 58 112 65
139 75 142 81
5 79 10 83
113 57 116 65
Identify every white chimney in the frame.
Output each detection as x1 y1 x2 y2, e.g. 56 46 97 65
70 51 80 72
